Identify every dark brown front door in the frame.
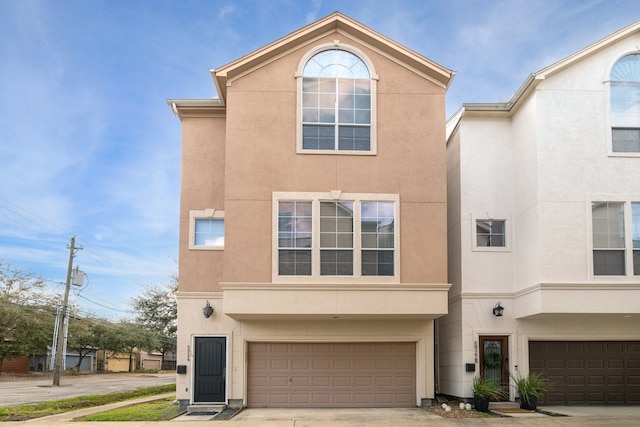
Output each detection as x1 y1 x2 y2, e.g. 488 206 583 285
480 336 509 399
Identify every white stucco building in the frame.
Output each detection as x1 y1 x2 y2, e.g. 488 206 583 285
442 20 640 405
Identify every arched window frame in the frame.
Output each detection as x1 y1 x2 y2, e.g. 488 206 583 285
295 43 378 155
605 52 640 157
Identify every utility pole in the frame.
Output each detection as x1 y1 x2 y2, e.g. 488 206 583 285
52 236 81 386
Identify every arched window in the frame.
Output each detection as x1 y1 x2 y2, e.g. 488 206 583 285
301 49 373 152
610 54 640 153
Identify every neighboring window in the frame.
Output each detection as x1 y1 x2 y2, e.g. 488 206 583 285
610 54 640 153
476 220 506 247
275 193 397 278
633 202 640 275
278 201 312 275
591 201 640 276
301 49 372 152
320 201 354 275
189 209 224 249
361 201 395 275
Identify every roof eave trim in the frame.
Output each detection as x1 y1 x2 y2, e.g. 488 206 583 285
166 99 226 119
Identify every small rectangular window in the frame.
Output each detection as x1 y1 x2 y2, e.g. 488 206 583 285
189 209 225 250
194 219 225 247
476 220 506 247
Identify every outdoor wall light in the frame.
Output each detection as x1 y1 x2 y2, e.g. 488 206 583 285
202 301 214 318
492 302 504 317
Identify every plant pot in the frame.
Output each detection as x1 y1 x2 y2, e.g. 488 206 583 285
473 395 490 413
520 395 537 410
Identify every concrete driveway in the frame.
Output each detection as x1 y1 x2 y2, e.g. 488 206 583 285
0 372 175 407
224 407 640 427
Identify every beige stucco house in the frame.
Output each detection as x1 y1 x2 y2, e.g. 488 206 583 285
443 20 640 405
168 12 453 409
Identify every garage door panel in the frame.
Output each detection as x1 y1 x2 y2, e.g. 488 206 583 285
530 341 640 405
248 342 416 408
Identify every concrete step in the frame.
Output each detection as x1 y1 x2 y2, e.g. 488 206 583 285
186 404 226 414
491 401 520 409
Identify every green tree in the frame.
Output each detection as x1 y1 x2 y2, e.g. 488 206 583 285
66 317 102 372
0 262 56 371
131 276 177 369
114 320 159 372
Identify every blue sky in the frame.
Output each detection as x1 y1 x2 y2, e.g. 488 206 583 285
1 0 639 318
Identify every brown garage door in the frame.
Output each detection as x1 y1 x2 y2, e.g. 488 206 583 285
530 341 640 405
247 342 416 408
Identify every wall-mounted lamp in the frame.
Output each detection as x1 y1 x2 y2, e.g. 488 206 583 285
202 301 214 318
492 302 504 317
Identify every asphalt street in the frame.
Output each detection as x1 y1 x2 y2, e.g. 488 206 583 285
0 372 175 407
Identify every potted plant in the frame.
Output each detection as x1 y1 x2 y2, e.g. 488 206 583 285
511 372 551 410
472 375 506 413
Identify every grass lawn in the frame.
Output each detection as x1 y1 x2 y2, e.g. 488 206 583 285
76 397 185 421
0 384 175 421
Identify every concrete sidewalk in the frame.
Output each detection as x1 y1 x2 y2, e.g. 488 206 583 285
15 401 640 427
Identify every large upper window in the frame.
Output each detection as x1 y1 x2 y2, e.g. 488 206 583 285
275 192 398 279
301 49 373 153
591 201 640 275
610 54 640 153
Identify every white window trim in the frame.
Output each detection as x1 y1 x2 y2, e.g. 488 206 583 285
295 42 378 155
587 195 639 281
471 213 511 252
272 191 400 284
189 209 225 250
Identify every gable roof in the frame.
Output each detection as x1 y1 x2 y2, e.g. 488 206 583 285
211 11 454 104
462 19 640 116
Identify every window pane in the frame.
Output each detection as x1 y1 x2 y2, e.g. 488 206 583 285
318 78 335 92
612 128 640 152
279 201 312 250
303 125 335 150
593 250 625 275
320 201 353 250
321 250 353 275
279 250 311 275
476 220 506 247
303 50 370 79
318 108 335 123
338 126 370 151
633 203 640 249
361 202 395 249
302 77 319 92
362 250 394 276
194 219 224 246
302 108 318 122
591 202 624 248
338 108 355 123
